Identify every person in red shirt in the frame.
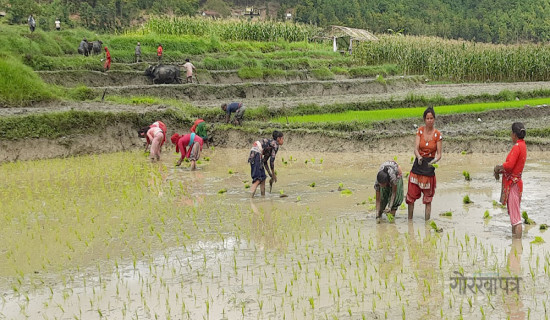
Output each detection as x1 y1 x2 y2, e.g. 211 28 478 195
103 46 111 72
494 122 527 238
406 107 443 220
157 44 163 64
171 133 204 170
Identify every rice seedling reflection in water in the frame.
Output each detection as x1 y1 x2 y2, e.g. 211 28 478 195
0 150 549 319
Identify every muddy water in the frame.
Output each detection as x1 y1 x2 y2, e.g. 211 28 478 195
1 149 550 319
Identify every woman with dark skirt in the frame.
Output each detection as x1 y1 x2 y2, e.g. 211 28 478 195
406 107 442 220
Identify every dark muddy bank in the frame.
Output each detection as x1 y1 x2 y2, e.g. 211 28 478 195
89 77 423 101
37 69 359 87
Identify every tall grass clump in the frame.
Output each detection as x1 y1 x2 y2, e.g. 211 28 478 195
0 55 57 107
355 35 550 82
141 16 321 42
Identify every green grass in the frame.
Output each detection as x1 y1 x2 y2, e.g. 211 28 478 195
0 54 58 107
274 98 550 124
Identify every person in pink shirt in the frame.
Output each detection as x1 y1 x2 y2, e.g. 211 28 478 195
171 133 204 170
182 58 196 83
494 122 527 238
147 125 164 162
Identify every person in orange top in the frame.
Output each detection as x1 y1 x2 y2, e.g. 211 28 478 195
406 107 442 220
494 122 527 238
103 46 111 72
157 44 163 64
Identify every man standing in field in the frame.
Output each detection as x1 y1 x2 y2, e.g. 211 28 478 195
135 42 141 63
182 58 196 83
221 102 246 125
157 44 163 64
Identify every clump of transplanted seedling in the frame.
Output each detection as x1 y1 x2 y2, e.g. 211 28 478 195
439 211 452 217
492 200 506 208
462 171 471 181
410 156 414 164
337 183 344 191
279 189 288 197
461 150 467 155
244 184 250 189
387 213 395 223
540 224 548 230
228 169 234 174
531 236 545 244
340 189 352 195
429 220 443 233
309 182 316 187
296 196 301 201
203 157 210 161
483 210 492 219
218 188 227 194
463 195 472 204
400 203 406 210
522 211 535 225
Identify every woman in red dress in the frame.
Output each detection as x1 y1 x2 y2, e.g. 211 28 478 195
494 122 527 238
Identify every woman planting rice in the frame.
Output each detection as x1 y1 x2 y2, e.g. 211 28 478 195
146 121 166 162
249 131 284 198
171 133 204 170
406 107 442 220
374 160 404 222
494 122 527 238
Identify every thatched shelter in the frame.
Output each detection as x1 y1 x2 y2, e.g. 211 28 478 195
330 25 378 54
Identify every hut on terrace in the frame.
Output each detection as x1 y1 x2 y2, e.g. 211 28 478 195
330 25 378 54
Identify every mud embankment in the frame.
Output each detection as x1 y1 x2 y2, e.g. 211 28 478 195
3 108 550 162
90 77 422 101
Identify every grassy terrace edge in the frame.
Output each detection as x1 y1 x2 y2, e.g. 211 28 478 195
273 98 550 124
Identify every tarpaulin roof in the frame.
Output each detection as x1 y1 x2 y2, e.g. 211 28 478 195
330 25 378 41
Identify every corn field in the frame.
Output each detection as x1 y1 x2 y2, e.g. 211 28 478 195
142 16 321 43
354 35 550 82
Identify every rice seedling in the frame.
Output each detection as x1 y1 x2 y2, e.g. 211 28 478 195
340 189 352 195
463 195 472 204
483 210 492 219
218 188 227 194
309 182 316 187
531 237 545 244
540 224 548 230
439 211 453 217
429 221 443 233
462 171 471 181
522 211 536 225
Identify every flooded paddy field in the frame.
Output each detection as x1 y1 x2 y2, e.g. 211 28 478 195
1 149 549 319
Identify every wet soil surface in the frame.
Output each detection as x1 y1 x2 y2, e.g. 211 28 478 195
0 150 549 319
2 80 550 117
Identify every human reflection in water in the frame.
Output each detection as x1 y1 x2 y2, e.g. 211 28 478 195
406 221 442 314
375 222 403 278
248 200 282 250
504 238 525 319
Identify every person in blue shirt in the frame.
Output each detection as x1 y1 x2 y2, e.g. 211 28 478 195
221 102 246 125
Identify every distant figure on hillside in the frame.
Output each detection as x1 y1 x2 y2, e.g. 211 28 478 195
103 46 111 72
78 38 89 56
374 160 404 223
190 118 208 147
157 44 163 64
221 102 245 125
135 42 141 63
28 14 36 33
182 58 196 83
171 133 204 170
55 18 61 31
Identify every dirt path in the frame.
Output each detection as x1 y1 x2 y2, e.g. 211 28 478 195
2 81 550 117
